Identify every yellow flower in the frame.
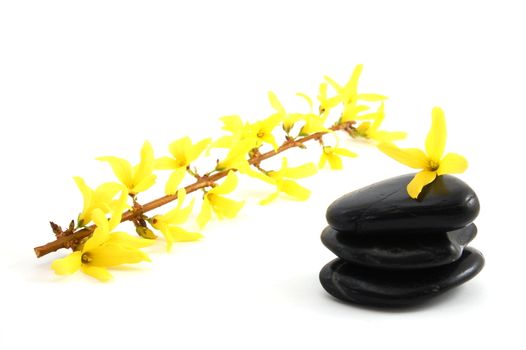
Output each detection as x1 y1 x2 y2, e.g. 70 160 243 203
216 139 253 171
51 207 153 282
212 115 246 149
216 140 272 183
295 92 330 135
151 189 202 251
197 171 244 228
354 103 407 142
319 146 358 170
325 64 387 122
268 91 301 133
213 114 281 151
247 115 281 150
156 136 211 170
98 141 157 195
378 107 468 199
73 177 125 226
260 158 317 205
317 82 341 115
155 136 211 195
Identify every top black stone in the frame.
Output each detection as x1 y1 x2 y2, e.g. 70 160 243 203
326 174 479 234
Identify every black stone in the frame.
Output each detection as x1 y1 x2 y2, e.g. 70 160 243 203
319 247 484 307
321 224 477 270
326 174 479 234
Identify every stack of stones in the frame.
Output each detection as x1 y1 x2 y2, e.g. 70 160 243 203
319 174 484 307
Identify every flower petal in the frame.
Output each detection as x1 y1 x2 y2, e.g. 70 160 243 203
132 174 157 194
370 131 407 142
324 75 344 94
377 143 428 169
84 209 110 252
165 167 186 195
318 152 328 169
168 226 203 242
268 91 286 115
155 156 179 170
260 191 279 205
73 177 93 223
327 154 343 170
108 190 128 230
51 251 82 275
343 64 363 99
81 265 112 282
333 147 358 158
209 194 244 219
220 115 244 133
279 180 311 201
168 136 191 163
238 164 274 184
261 133 279 150
282 162 317 179
89 243 151 267
370 103 385 132
197 197 212 228
425 107 447 161
94 182 123 204
437 153 468 175
357 93 388 101
190 138 212 162
133 141 155 189
210 171 238 195
407 170 437 199
97 156 133 189
296 92 314 112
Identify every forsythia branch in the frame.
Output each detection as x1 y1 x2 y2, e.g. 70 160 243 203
33 122 354 258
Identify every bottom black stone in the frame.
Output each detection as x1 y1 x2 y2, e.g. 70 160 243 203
319 247 484 307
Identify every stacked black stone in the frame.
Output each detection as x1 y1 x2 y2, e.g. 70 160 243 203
319 174 484 308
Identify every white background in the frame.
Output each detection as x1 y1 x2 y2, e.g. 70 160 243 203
1 1 524 349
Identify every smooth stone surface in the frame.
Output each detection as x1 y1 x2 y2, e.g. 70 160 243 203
326 174 480 234
321 224 477 269
319 247 484 307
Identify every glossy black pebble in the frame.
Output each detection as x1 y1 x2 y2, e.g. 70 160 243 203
319 247 484 307
326 174 480 234
321 224 477 270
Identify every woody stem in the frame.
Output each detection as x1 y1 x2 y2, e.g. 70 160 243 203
33 121 354 258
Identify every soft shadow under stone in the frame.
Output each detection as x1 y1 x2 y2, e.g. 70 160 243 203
319 248 485 308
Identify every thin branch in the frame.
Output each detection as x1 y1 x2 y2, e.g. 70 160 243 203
34 122 354 258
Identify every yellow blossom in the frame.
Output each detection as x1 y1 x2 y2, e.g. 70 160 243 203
51 206 153 282
73 177 125 226
295 92 330 135
246 115 281 150
155 136 211 195
354 103 407 142
156 136 211 169
317 82 341 116
325 64 387 122
212 115 246 149
151 189 202 251
378 107 468 199
197 171 244 228
319 146 358 170
216 140 272 183
260 158 317 205
268 91 302 133
98 141 157 195
213 114 281 150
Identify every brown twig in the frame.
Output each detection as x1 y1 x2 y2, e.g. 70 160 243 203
33 122 354 258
